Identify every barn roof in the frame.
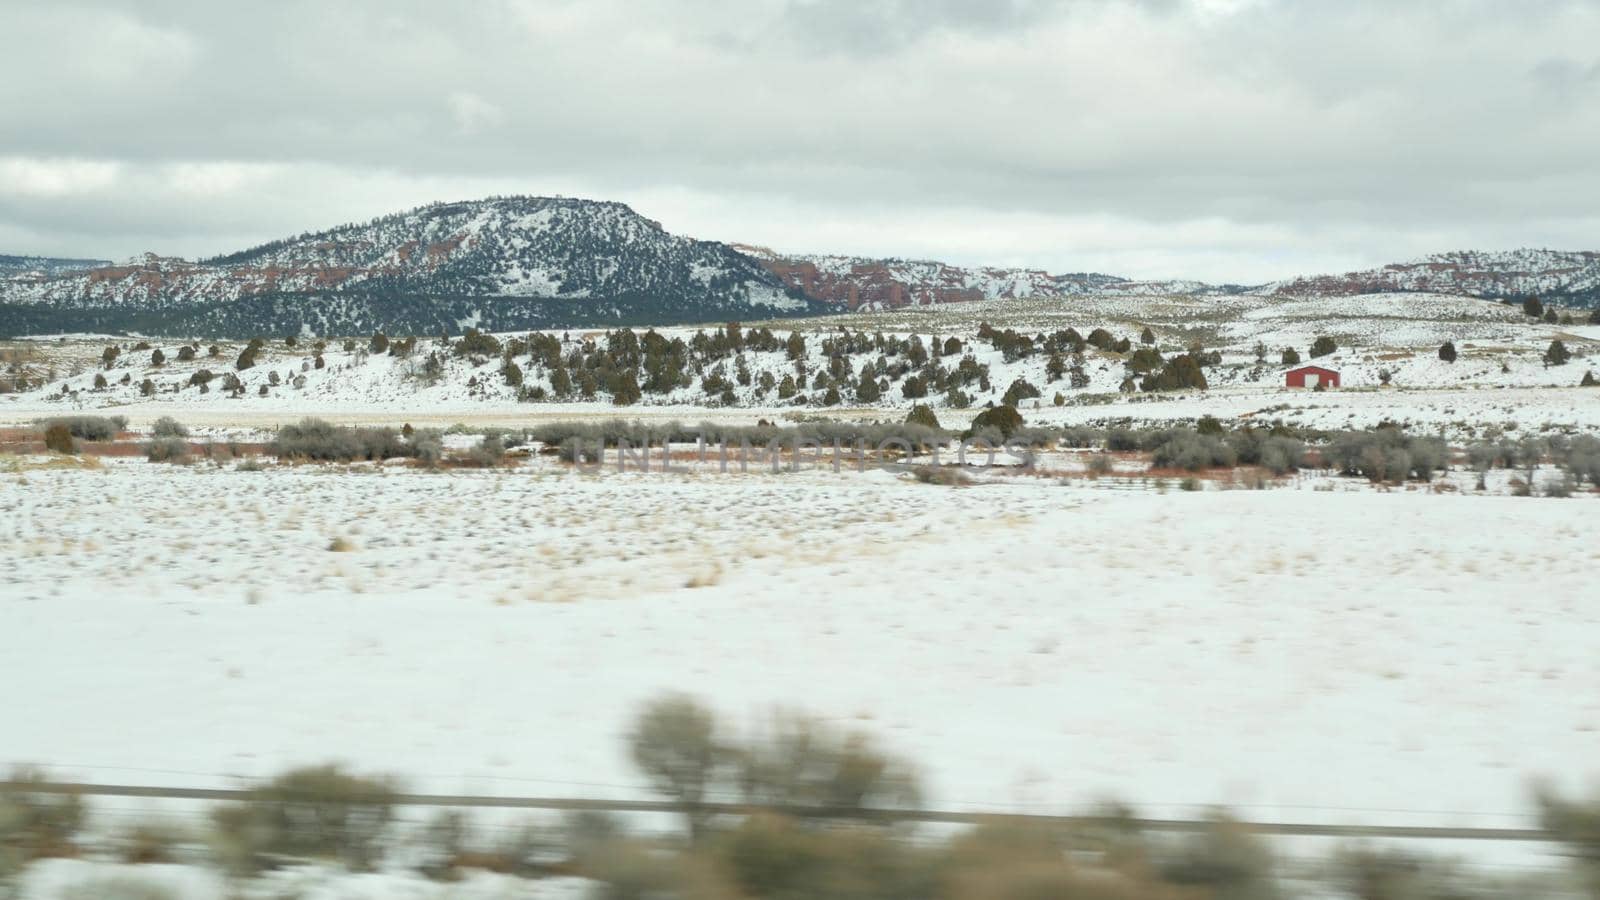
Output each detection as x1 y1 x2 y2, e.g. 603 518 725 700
1285 364 1340 374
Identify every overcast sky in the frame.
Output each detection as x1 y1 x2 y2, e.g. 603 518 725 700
2 0 1598 282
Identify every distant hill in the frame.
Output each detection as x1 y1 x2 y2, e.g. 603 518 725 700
0 254 110 278
1263 249 1600 307
4 198 1596 339
732 245 1137 309
0 197 819 337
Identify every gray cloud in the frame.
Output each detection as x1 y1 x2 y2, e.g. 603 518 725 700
1 0 1598 281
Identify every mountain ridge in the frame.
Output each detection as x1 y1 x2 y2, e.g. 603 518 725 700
3 197 1597 338
1261 248 1600 306
0 197 819 336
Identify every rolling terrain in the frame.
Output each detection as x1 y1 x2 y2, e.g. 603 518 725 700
3 196 1598 340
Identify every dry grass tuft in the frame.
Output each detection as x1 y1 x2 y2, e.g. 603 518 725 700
685 562 724 589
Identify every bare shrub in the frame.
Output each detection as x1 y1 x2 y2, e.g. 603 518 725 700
1331 844 1493 900
629 694 726 839
1149 431 1237 471
1537 786 1600 898
1543 475 1575 498
940 822 1160 900
43 423 75 454
210 764 398 874
143 437 191 465
913 465 970 486
1087 452 1114 476
0 766 86 862
1328 430 1446 482
408 429 445 467
1060 425 1101 448
40 415 126 441
118 820 192 864
735 710 922 815
271 418 411 462
1158 815 1281 900
1230 430 1305 475
558 436 603 465
1564 435 1600 486
150 416 187 438
715 813 929 900
583 838 686 900
460 434 505 467
1106 427 1141 451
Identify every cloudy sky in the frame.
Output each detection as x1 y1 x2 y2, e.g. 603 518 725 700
2 0 1598 282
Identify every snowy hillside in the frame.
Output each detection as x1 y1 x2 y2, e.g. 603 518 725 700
6 289 1598 444
734 245 1137 309
1266 249 1600 306
743 245 1600 312
0 198 817 336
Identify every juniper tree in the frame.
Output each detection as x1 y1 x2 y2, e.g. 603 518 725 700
1545 339 1571 366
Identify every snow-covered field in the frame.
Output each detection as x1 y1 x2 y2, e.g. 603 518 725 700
6 294 1600 895
5 460 1596 830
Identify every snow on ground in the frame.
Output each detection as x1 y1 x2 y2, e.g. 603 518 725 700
5 290 1596 435
16 858 590 900
4 459 1596 839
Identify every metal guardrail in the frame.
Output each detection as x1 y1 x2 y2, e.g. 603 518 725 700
0 780 1556 843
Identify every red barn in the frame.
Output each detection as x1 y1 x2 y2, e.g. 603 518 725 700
1285 365 1340 389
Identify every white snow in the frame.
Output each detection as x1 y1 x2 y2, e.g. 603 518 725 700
3 461 1595 836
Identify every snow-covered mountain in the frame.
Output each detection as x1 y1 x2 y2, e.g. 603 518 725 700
734 246 1243 308
741 245 1600 311
1264 249 1600 306
0 197 817 336
4 197 1597 340
0 254 110 277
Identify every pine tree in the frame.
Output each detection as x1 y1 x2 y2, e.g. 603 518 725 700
1438 341 1457 363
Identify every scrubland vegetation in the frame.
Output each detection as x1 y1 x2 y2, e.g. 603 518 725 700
5 409 1600 494
6 695 1600 898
